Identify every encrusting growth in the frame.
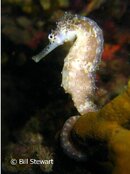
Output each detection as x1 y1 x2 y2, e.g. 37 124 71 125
73 81 130 174
32 12 104 159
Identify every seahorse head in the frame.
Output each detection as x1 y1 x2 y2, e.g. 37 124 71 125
32 12 77 63
48 12 78 45
48 28 76 45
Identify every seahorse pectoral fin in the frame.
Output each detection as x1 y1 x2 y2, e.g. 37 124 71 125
32 42 60 63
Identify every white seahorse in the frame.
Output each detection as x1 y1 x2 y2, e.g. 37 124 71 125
32 12 104 160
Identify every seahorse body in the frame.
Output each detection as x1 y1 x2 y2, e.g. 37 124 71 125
32 12 104 160
60 14 103 115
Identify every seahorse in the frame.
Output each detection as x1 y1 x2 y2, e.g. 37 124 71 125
32 12 104 160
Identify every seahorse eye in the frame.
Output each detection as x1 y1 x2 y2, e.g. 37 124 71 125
48 33 55 42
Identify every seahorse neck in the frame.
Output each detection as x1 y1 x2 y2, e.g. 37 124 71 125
67 28 91 60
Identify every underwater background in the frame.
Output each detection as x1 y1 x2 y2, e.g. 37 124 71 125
2 0 130 174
